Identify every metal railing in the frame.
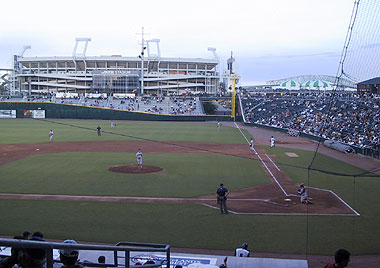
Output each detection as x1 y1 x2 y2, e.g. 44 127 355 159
0 238 170 268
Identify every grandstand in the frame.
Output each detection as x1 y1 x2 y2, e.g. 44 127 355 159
4 37 224 97
240 91 380 157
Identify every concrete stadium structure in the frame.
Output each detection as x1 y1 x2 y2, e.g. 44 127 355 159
7 38 223 96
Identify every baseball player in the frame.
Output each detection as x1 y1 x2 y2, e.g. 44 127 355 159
97 126 102 136
110 120 114 129
297 183 311 204
249 138 257 154
136 149 143 170
217 121 221 131
235 243 250 257
49 130 54 142
270 136 275 148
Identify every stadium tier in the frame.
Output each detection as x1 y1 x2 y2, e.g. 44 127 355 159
11 56 219 95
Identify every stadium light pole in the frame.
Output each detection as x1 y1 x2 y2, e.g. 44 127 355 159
139 27 146 95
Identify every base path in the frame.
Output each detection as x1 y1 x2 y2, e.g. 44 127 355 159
0 130 360 215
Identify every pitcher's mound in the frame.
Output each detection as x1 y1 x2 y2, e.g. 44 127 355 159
109 165 163 174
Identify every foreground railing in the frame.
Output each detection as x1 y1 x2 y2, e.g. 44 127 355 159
0 238 170 268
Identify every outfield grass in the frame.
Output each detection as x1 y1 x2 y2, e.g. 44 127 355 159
1 119 380 255
0 119 247 144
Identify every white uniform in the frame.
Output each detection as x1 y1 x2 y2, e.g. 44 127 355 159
270 136 275 148
217 122 221 131
110 121 114 128
249 139 255 154
235 248 250 257
49 130 54 142
136 151 143 166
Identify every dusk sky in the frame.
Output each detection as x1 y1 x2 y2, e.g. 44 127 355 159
0 0 354 85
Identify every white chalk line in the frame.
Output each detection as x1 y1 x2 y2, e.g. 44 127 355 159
265 153 281 171
0 193 268 203
308 186 360 216
234 122 289 196
201 203 358 216
233 122 361 217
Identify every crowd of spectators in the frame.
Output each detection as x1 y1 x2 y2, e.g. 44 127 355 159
242 92 380 150
2 93 204 115
168 97 198 115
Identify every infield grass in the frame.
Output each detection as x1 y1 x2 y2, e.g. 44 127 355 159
0 152 268 197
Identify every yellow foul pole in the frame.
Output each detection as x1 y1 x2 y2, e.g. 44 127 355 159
231 74 236 121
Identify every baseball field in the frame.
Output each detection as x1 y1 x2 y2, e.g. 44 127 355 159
0 118 379 256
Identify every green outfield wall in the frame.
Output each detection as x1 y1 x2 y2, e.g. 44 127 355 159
0 102 232 121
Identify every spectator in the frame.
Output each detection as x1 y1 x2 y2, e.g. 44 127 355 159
0 235 25 268
324 248 350 268
18 236 46 268
98 256 105 264
59 240 83 268
31 232 44 239
22 231 31 240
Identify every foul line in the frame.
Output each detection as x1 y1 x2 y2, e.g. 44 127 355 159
308 187 360 216
233 122 360 217
0 193 268 203
265 153 281 171
234 122 289 196
201 203 358 216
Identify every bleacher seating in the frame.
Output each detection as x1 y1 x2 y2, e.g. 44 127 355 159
241 92 380 150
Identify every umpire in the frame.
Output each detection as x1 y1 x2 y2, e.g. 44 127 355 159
216 183 229 214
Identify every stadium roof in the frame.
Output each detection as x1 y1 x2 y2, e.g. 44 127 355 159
267 75 356 89
357 77 380 85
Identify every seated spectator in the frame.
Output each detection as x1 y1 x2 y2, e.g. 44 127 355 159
59 240 83 268
0 235 25 268
235 243 250 257
97 256 105 264
22 231 31 240
18 236 47 268
324 248 350 268
31 232 44 239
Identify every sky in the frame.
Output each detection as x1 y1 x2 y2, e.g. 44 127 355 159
0 0 354 85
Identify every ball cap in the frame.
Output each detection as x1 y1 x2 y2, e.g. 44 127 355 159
60 240 79 257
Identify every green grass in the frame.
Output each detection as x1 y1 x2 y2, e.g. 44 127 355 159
1 200 380 255
0 152 268 197
1 119 380 255
0 119 247 144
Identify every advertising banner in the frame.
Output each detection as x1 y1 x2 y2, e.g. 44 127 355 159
0 110 16 118
23 110 46 118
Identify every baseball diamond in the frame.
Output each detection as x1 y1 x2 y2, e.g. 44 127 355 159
0 118 380 267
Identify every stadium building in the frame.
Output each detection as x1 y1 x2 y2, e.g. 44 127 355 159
8 38 223 96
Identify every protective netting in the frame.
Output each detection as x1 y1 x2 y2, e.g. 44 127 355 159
338 0 380 82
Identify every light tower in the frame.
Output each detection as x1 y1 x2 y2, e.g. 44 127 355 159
208 47 220 94
72 38 91 58
138 27 147 95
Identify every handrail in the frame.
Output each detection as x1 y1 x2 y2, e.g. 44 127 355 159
0 238 169 268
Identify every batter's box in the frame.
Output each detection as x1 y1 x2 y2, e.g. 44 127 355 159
285 152 299 157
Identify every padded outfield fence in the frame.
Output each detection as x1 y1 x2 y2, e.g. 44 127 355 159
0 101 232 122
